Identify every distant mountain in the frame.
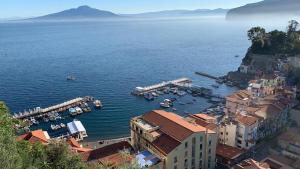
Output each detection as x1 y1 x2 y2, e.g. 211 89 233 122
124 8 229 17
33 6 119 20
226 0 300 20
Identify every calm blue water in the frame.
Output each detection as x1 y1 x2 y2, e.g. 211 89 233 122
0 18 252 141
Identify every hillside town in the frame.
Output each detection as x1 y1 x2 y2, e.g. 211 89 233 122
14 61 300 169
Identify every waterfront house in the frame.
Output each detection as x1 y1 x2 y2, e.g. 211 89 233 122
17 129 50 145
67 120 87 141
130 110 217 169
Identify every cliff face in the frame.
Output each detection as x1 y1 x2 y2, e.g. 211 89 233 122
226 0 300 20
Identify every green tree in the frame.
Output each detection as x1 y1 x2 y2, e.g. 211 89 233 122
0 102 22 169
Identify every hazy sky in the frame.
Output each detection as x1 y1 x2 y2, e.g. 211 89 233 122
1 0 262 18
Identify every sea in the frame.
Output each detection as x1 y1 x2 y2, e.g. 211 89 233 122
0 17 287 141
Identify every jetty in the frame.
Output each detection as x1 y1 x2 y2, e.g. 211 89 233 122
195 71 219 80
132 77 192 95
13 96 94 119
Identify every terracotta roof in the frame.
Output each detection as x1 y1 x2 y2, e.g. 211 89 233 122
216 144 245 160
98 152 133 168
81 141 132 162
193 113 215 121
17 129 49 144
234 159 270 169
143 110 212 142
151 133 181 156
236 114 258 126
226 90 251 102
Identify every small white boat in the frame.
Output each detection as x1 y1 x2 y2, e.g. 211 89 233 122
93 100 103 108
160 99 173 108
60 123 66 128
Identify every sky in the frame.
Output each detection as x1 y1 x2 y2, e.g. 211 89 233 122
0 0 262 18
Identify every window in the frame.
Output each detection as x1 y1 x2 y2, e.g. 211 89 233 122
226 132 228 135
174 156 177 163
192 137 196 144
208 148 211 154
200 144 203 150
200 136 203 142
185 142 188 148
209 140 212 146
200 152 202 159
220 132 223 135
184 159 188 167
185 151 188 157
237 140 242 144
192 159 195 167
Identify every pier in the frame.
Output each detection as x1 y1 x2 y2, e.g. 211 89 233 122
13 96 94 119
195 71 219 80
132 77 192 95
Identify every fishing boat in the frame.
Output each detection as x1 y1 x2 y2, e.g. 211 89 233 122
67 75 76 81
60 123 66 128
51 124 61 131
75 107 83 115
160 99 172 108
30 117 39 125
144 93 154 101
69 108 77 116
93 100 103 108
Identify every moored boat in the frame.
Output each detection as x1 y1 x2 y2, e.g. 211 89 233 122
93 100 103 109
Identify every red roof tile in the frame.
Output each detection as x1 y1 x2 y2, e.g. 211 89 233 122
151 134 181 156
143 110 211 142
216 144 245 160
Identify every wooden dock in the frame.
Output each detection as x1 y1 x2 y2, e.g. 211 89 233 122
195 71 219 80
13 96 94 119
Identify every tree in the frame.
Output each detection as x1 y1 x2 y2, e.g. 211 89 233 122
286 20 300 53
0 102 22 169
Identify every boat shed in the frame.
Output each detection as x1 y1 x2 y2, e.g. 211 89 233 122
67 120 87 141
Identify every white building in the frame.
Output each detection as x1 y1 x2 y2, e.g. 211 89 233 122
67 120 88 141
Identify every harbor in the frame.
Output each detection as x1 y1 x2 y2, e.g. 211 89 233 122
132 77 225 108
13 96 95 119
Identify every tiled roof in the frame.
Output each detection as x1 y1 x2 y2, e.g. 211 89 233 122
226 90 251 102
17 129 49 144
216 144 245 160
236 114 258 126
234 159 270 169
151 133 181 156
81 141 132 162
193 113 215 121
143 110 211 142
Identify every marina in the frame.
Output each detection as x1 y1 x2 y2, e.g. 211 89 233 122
13 96 95 119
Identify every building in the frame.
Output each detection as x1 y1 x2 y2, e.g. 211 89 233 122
216 144 246 168
219 121 237 147
277 128 300 160
17 129 50 145
67 120 88 141
232 158 270 169
131 110 218 169
225 90 252 116
81 141 133 168
187 113 218 132
219 113 259 149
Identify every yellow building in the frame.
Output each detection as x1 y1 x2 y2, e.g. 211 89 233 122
131 110 217 169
